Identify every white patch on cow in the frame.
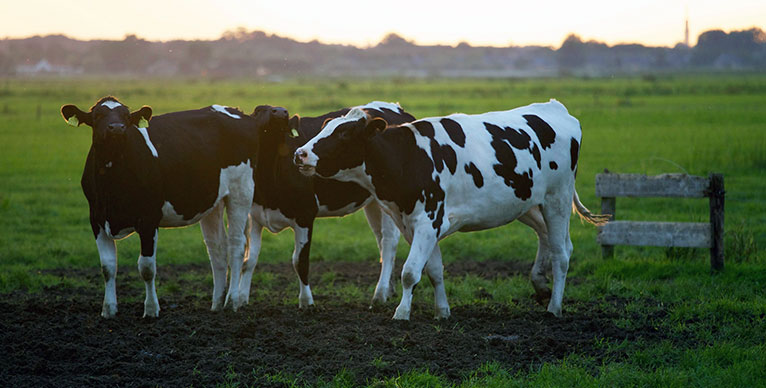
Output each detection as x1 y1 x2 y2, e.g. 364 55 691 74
211 104 241 119
136 127 158 158
104 221 134 240
100 100 123 109
357 101 402 113
160 160 254 228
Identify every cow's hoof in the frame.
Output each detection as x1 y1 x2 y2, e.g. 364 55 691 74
392 307 411 320
142 309 159 318
434 307 451 320
546 307 562 318
101 304 117 319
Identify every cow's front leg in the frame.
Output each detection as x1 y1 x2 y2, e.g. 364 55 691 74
137 229 160 318
293 225 314 308
96 228 118 318
393 226 437 320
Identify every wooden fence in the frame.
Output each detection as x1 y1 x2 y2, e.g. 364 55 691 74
595 172 725 271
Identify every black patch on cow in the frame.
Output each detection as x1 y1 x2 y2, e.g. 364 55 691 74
549 161 558 170
440 118 466 147
464 162 484 188
530 142 542 169
523 114 556 150
413 120 435 138
484 122 534 200
430 141 457 175
412 120 458 175
314 179 370 212
364 126 446 237
570 138 580 171
296 227 312 285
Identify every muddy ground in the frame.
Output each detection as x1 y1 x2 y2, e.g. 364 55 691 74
0 260 667 387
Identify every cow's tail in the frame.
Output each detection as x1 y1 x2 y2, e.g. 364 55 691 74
572 190 611 226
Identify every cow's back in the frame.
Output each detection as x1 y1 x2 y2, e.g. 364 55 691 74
397 100 582 236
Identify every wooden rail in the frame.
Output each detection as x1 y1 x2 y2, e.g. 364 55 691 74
595 172 725 271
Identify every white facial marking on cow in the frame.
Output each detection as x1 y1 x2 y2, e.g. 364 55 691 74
211 104 241 119
136 127 158 158
100 100 123 110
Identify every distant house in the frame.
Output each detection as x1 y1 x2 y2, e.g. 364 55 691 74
15 59 82 76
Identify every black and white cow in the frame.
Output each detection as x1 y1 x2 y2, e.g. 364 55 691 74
61 97 288 318
239 102 416 307
294 100 609 319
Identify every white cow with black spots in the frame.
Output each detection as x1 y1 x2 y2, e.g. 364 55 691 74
293 99 608 319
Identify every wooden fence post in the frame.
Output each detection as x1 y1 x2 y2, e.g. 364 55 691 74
601 197 616 258
709 173 725 272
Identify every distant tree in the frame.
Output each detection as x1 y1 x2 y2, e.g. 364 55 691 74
692 28 766 67
378 33 414 47
557 34 586 69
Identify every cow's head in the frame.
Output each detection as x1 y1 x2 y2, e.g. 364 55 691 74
251 105 290 134
61 97 152 166
293 108 387 178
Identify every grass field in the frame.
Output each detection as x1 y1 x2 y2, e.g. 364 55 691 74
1 75 765 386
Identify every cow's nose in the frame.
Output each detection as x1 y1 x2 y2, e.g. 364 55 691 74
272 107 288 119
108 123 125 131
294 149 307 165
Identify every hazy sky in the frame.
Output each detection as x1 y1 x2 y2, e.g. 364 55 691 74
2 0 764 47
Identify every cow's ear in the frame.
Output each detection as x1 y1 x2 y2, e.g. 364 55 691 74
61 104 92 127
130 106 153 128
364 117 387 137
288 115 301 130
288 115 301 138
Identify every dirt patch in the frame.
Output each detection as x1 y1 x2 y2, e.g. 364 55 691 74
1 260 665 387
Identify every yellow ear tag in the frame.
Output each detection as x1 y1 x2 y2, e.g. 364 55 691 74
67 116 79 127
290 129 299 138
138 117 149 128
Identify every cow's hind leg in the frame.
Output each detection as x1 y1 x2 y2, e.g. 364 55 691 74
96 228 118 318
364 201 400 305
541 190 575 317
425 244 450 319
239 215 263 306
518 206 552 305
292 225 314 308
137 229 160 318
200 203 228 311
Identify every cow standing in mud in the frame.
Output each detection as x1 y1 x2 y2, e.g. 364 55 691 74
294 100 608 319
239 102 415 307
61 97 288 318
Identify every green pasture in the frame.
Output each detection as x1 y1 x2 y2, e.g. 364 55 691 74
1 75 765 386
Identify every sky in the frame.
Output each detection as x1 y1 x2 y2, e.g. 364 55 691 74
2 0 765 48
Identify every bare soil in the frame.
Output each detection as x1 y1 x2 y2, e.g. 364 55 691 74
0 260 666 387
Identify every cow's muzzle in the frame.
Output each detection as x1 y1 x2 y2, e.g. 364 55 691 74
293 149 316 176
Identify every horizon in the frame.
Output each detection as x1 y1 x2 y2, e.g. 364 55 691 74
2 1 765 49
